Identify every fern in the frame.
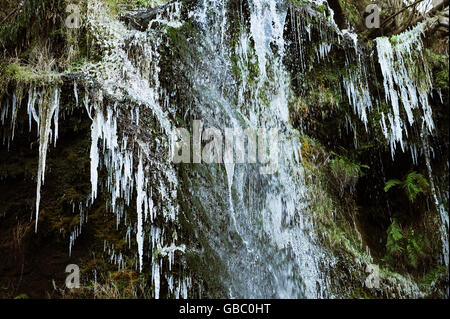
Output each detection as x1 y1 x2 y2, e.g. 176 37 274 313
406 229 425 269
386 219 404 255
403 172 429 201
384 171 429 202
384 179 402 192
384 220 427 270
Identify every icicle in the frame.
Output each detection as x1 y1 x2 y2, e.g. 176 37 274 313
11 92 18 141
27 86 39 132
152 259 160 299
74 81 79 107
89 110 102 202
136 154 146 272
35 87 60 232
53 92 59 147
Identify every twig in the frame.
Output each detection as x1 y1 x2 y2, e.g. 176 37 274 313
381 0 426 28
393 0 449 34
0 2 25 26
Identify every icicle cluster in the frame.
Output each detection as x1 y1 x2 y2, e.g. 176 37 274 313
1 85 61 231
376 23 434 155
78 0 190 298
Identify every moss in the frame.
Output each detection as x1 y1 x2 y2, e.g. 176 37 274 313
419 265 449 296
103 0 169 15
425 49 449 90
1 63 62 87
302 134 366 259
175 162 231 298
298 130 442 298
338 0 362 30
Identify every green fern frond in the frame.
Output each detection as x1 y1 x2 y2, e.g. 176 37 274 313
386 219 404 255
384 172 429 202
384 179 402 192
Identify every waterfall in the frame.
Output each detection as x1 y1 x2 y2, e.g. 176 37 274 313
173 0 328 298
1 0 447 298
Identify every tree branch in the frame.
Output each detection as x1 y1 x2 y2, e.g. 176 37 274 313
381 0 426 28
393 0 449 34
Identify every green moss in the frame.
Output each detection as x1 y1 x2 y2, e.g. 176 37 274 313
420 265 448 289
103 0 169 15
1 63 61 87
338 0 362 30
425 49 449 90
301 134 367 260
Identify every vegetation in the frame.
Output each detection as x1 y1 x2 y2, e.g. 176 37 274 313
384 171 429 202
384 218 429 271
329 152 369 196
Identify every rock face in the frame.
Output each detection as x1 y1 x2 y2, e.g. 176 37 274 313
0 0 448 299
